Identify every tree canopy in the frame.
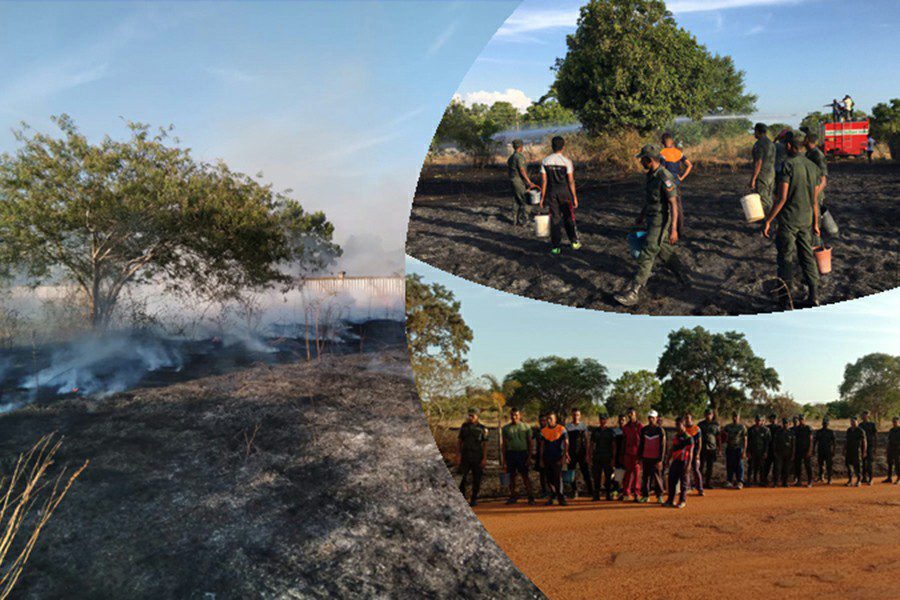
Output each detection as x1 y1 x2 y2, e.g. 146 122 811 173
0 115 339 330
552 0 756 134
839 353 900 424
605 370 661 418
522 98 579 127
656 326 780 414
871 98 900 159
405 274 474 407
431 99 503 167
505 356 609 417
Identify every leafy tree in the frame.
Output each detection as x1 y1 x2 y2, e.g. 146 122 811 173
800 111 829 132
0 115 339 330
432 99 503 167
523 99 579 127
405 274 474 411
656 326 780 414
505 356 609 418
486 101 520 131
468 374 521 456
760 392 801 420
659 374 708 418
825 398 853 419
552 0 755 134
839 353 900 424
606 370 661 418
871 98 900 159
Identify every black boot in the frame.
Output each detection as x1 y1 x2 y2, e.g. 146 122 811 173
807 286 820 307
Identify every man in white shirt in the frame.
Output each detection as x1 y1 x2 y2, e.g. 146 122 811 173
540 136 581 255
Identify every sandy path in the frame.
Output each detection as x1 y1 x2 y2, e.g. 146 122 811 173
475 483 900 599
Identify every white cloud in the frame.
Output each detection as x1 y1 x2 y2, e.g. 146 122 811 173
426 20 460 57
491 0 805 40
461 89 533 112
669 0 805 12
746 24 766 34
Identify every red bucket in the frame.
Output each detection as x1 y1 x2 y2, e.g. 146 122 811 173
814 245 832 274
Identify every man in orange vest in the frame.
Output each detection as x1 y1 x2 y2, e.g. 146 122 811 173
659 133 693 235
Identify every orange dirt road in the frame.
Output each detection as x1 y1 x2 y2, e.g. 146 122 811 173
475 483 900 600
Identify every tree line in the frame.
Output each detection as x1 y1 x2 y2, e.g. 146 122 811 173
406 274 900 426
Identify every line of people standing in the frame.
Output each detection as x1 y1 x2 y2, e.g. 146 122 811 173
455 406 900 508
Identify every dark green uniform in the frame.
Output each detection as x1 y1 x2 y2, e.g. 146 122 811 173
860 421 877 483
763 422 779 484
774 140 787 184
887 426 900 481
845 426 866 484
776 154 820 294
793 424 814 485
699 420 720 488
508 151 531 225
814 427 836 482
805 147 828 209
458 421 488 503
635 166 681 286
753 136 776 211
590 427 618 499
772 425 794 487
747 424 771 485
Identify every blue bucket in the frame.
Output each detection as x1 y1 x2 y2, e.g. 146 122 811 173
562 469 575 484
627 231 648 260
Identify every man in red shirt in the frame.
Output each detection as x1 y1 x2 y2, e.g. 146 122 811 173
621 407 643 501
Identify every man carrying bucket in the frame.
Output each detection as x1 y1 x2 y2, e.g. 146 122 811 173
501 407 536 505
750 123 776 213
539 136 581 256
804 133 836 241
507 139 539 227
763 130 820 309
614 144 693 307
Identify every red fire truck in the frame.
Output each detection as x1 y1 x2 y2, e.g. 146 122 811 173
819 118 870 158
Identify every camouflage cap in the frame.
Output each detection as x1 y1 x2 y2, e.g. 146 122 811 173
467 407 480 415
822 416 830 423
850 415 859 421
786 129 807 145
893 416 899 421
782 417 789 424
636 144 661 159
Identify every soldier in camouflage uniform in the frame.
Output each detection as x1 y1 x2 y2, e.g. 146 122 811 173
763 130 821 309
456 408 489 507
772 417 795 487
792 415 814 487
885 416 900 484
507 139 539 226
614 144 693 306
747 415 771 486
814 417 836 484
698 409 720 489
845 416 867 487
750 123 776 212
763 414 779 486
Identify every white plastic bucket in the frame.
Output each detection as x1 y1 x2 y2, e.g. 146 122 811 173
741 193 765 222
535 214 550 238
525 189 541 205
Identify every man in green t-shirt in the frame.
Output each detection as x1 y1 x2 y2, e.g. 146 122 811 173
507 139 539 227
763 130 821 309
723 412 748 489
501 407 535 505
456 407 488 507
750 123 776 212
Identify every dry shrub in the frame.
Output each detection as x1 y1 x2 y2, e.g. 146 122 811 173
542 130 649 174
683 134 753 171
0 434 89 599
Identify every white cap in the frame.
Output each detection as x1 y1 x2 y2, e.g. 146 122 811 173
648 410 659 418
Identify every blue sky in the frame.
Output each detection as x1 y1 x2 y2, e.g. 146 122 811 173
408 257 900 406
456 0 900 125
0 1 518 275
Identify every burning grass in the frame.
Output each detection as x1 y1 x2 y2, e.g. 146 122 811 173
0 349 542 599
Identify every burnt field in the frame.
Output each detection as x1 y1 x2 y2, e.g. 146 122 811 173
407 162 900 315
0 349 543 599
